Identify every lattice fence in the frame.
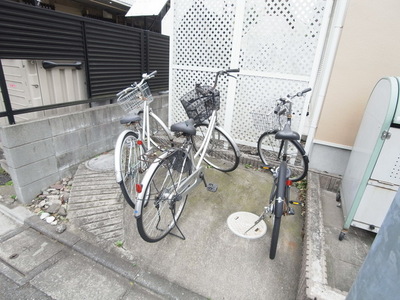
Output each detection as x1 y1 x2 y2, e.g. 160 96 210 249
170 0 332 147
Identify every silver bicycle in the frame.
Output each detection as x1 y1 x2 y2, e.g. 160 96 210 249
114 71 173 210
134 69 241 242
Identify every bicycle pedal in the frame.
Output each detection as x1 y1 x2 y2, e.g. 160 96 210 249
261 164 272 170
287 207 295 215
289 200 302 206
207 183 218 192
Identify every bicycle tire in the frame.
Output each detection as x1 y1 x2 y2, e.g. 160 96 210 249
116 131 147 209
136 149 192 242
257 130 308 182
191 124 240 172
139 111 173 151
269 161 287 259
269 215 282 259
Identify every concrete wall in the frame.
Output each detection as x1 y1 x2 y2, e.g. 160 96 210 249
347 188 400 299
0 94 169 204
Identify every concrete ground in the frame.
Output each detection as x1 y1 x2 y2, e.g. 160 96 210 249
0 151 375 300
122 164 303 300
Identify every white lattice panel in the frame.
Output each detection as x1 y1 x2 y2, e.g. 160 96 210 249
232 75 309 144
171 0 331 146
240 0 327 76
173 0 236 68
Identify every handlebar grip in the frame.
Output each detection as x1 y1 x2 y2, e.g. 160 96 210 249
226 68 240 73
148 70 157 77
297 88 312 97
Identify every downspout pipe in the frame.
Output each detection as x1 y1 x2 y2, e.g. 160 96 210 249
305 0 350 155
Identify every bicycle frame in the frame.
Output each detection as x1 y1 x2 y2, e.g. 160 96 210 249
114 99 173 184
133 110 218 218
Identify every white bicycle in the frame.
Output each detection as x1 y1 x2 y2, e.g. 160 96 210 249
114 71 173 210
134 69 241 242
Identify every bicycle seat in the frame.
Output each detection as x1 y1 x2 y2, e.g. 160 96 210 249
120 114 141 125
170 119 196 135
275 124 300 141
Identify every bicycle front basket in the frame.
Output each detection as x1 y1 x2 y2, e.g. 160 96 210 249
251 110 283 132
117 82 154 113
179 85 220 124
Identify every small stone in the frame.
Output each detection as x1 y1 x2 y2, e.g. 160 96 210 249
51 184 64 190
38 200 47 208
45 216 55 223
56 223 67 234
51 220 58 226
46 203 61 214
47 195 61 203
40 212 50 220
58 206 67 216
61 193 70 203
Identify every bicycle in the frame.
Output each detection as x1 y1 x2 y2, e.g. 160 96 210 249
247 88 311 259
114 71 174 210
134 69 241 242
256 89 311 182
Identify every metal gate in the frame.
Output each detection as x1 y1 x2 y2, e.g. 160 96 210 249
170 0 333 147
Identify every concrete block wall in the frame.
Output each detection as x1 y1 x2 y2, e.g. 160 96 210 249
0 94 169 204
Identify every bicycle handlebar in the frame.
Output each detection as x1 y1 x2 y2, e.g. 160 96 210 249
116 70 157 96
211 68 240 90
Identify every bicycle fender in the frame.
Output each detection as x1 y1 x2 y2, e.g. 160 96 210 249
114 129 136 183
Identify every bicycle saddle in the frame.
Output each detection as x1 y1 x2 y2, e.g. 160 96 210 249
275 124 300 141
120 114 141 125
170 119 196 135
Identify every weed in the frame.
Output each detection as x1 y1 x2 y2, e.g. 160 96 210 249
115 240 124 248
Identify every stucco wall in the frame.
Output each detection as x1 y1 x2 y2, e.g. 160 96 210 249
316 0 400 147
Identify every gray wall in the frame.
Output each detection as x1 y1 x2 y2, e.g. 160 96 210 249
347 187 400 299
309 142 351 176
0 94 168 204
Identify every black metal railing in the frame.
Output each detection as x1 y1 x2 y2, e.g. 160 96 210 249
0 0 169 124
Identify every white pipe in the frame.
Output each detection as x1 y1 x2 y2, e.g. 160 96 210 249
305 0 350 155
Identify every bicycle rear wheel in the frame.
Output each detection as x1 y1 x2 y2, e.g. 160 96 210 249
192 124 240 172
136 149 192 242
115 131 147 209
257 130 308 182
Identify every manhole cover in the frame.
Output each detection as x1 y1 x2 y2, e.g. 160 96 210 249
227 211 267 239
85 152 114 171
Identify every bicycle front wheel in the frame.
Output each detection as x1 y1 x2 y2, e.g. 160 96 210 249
269 161 287 259
257 130 308 182
192 124 240 172
136 149 192 242
269 215 282 259
116 131 147 209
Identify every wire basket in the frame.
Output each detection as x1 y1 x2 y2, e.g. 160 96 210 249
180 85 220 124
117 82 154 113
251 110 283 132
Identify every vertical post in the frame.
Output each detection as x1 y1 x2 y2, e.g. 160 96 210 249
140 31 145 74
0 60 16 125
145 31 150 74
82 22 92 99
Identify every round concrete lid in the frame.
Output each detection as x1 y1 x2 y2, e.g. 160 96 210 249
227 211 267 239
85 152 114 172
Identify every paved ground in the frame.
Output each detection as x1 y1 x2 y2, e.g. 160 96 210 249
0 151 375 300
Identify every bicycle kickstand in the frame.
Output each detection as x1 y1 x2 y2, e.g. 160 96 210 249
244 212 265 235
199 172 218 192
